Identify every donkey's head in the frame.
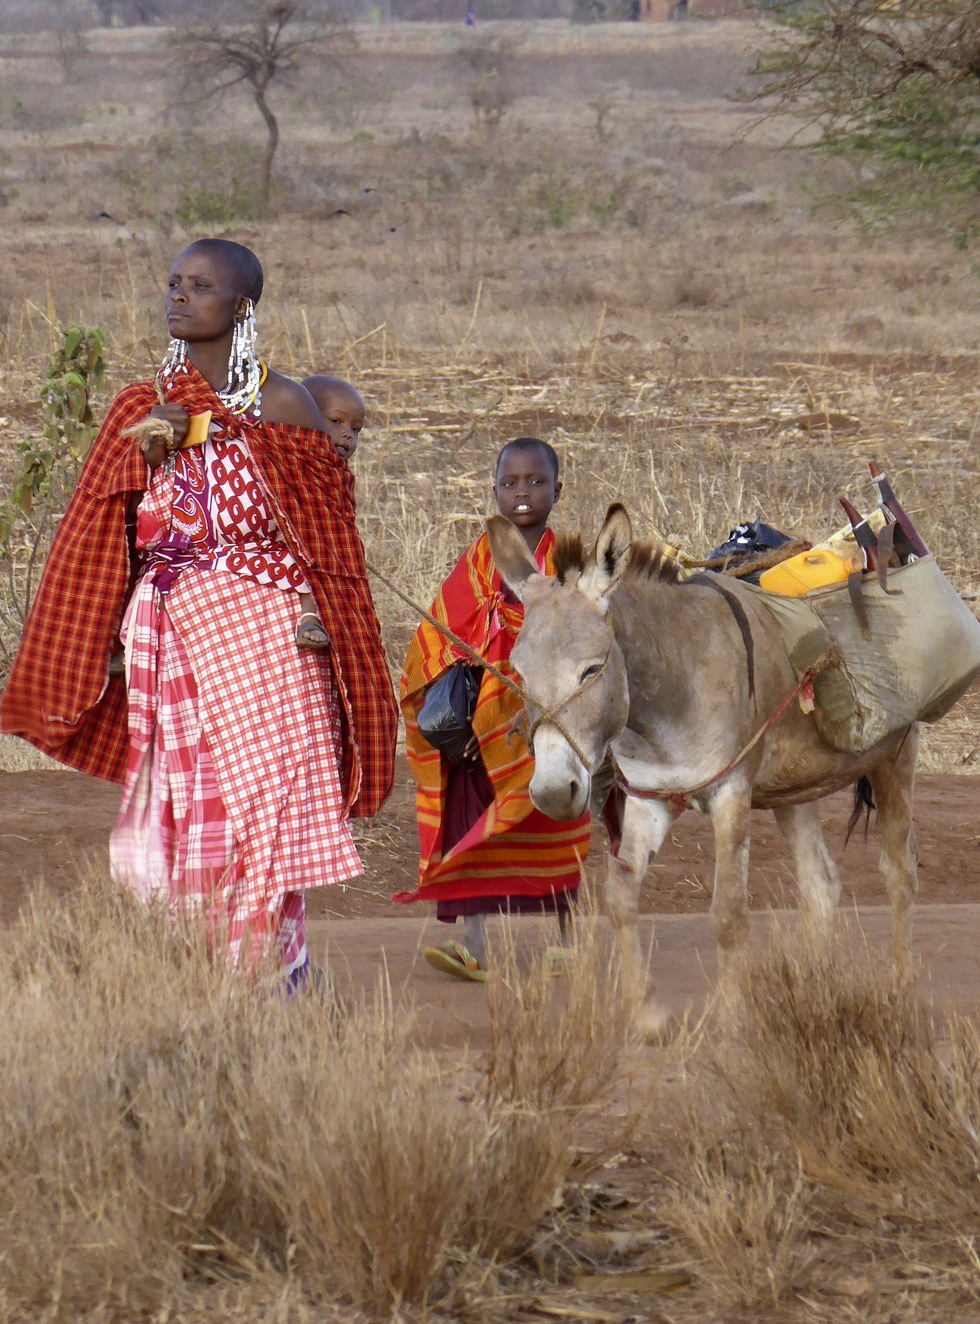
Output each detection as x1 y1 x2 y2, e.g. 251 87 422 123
487 504 635 820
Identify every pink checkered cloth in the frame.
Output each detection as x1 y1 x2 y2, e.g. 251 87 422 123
110 437 361 974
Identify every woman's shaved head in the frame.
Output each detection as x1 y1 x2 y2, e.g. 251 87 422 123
183 239 264 304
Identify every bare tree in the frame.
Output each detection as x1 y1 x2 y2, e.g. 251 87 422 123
178 0 350 212
452 31 521 138
50 0 90 78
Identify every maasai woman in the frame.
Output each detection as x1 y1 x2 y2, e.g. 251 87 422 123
1 239 398 984
396 437 591 981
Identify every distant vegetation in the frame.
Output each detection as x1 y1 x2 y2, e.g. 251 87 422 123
0 0 593 28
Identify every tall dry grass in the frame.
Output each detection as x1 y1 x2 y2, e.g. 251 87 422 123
656 916 980 1314
0 24 975 676
484 896 638 1118
0 872 638 1322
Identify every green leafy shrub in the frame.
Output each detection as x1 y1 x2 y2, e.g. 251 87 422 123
1 326 107 676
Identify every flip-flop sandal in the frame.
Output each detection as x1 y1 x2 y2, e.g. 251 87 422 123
424 940 488 982
544 946 576 976
295 612 331 651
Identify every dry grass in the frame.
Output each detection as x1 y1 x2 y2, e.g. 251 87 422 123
484 896 639 1116
2 876 980 1321
655 916 980 1315
0 732 59 770
0 871 638 1322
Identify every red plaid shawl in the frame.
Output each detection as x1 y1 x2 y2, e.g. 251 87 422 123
1 366 397 817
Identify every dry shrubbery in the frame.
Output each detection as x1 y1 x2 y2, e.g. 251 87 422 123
3 873 980 1321
656 918 980 1314
0 876 636 1321
485 906 636 1115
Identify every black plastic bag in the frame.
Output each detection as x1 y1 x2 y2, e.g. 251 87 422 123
417 662 482 764
707 519 793 584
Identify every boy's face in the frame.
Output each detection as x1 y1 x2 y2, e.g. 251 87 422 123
311 383 365 460
493 446 561 537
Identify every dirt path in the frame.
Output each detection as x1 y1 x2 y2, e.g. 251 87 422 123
3 759 977 922
2 759 977 1039
306 903 980 1053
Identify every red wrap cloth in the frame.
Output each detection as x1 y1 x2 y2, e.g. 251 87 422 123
1 366 397 818
396 529 590 904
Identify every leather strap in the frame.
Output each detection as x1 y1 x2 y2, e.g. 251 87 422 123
847 570 871 638
874 521 904 594
686 573 756 707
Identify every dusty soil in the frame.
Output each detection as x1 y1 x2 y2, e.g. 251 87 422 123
3 757 977 1023
3 755 978 1061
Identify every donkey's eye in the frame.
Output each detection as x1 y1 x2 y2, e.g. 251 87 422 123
579 662 602 684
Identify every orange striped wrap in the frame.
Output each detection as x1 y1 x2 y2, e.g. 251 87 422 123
395 529 590 904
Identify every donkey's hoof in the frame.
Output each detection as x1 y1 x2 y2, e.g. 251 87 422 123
636 999 677 1045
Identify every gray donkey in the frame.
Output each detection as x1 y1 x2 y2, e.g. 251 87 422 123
487 504 918 1029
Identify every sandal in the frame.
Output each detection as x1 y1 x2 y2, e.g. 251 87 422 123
108 649 126 677
544 946 576 977
424 940 488 982
295 612 331 651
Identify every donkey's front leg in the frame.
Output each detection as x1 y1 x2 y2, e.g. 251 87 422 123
707 779 753 962
605 796 677 1005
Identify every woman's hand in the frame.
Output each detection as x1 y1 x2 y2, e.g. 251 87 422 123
142 404 189 469
462 732 481 764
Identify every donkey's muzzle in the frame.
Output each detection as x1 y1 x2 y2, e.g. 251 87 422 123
528 726 591 820
530 775 590 822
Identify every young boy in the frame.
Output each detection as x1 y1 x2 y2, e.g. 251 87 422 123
293 375 367 650
396 437 591 980
303 374 365 462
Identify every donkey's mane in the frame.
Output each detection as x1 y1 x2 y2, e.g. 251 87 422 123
552 532 683 586
553 533 586 583
628 541 685 584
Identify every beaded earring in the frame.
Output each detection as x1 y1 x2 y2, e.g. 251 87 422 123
159 335 188 384
157 298 264 418
222 298 263 418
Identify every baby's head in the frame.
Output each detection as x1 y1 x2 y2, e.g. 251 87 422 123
493 436 562 547
303 375 365 460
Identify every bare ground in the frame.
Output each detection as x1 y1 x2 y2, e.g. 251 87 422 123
3 757 977 1020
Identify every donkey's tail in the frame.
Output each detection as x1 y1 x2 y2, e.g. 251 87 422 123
845 775 876 846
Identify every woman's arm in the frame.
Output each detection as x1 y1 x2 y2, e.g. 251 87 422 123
261 370 327 430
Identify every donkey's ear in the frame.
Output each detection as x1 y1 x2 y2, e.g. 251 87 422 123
579 503 632 604
487 515 540 600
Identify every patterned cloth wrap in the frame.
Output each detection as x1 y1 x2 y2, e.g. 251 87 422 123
396 529 590 905
1 365 398 973
1 365 397 816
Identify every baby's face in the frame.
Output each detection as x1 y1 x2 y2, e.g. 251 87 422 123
319 385 365 460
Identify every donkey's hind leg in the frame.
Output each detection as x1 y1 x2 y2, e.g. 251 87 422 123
772 801 842 933
868 726 919 970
